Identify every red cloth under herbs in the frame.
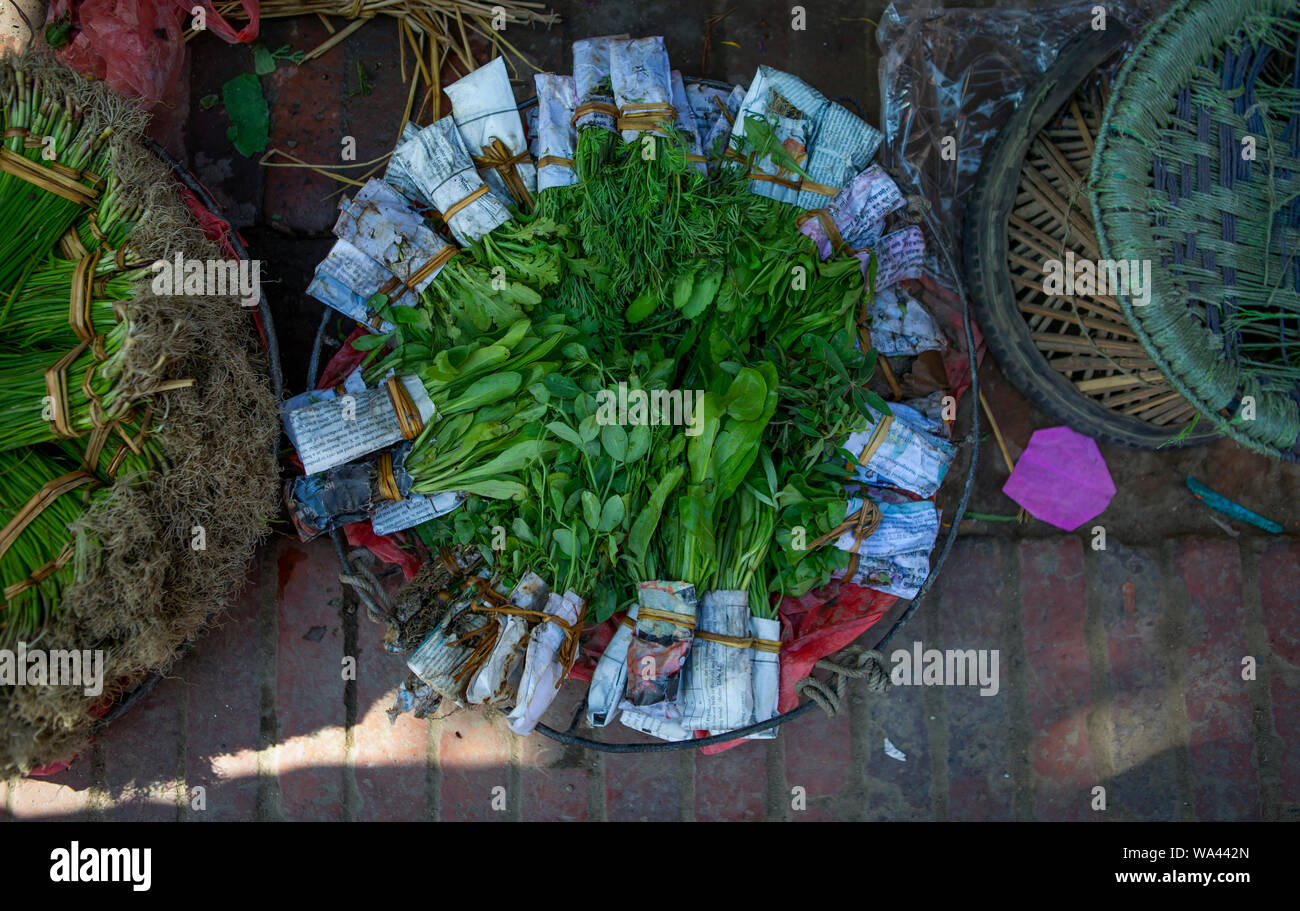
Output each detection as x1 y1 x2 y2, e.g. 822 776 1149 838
317 328 372 390
343 520 421 581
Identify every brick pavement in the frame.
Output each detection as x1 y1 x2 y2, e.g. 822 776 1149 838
4 533 1296 822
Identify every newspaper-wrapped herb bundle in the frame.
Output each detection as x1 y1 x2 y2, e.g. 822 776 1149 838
293 35 952 740
0 53 278 775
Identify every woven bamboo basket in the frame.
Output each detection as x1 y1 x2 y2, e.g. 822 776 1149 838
1091 0 1300 461
965 26 1219 449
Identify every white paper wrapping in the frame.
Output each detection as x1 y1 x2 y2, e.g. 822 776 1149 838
747 615 780 740
610 36 673 143
670 70 705 174
685 81 732 142
618 699 695 741
844 401 956 498
383 123 427 205
287 375 435 475
839 548 934 599
585 604 638 727
835 496 940 557
625 580 697 707
467 571 550 707
334 178 452 297
279 367 365 448
371 490 465 536
387 117 510 244
533 73 579 191
506 589 584 735
307 238 397 331
866 285 945 356
799 164 904 259
730 66 882 207
407 577 499 705
572 35 624 131
681 590 753 730
445 57 537 208
860 226 925 289
834 492 940 600
701 85 745 164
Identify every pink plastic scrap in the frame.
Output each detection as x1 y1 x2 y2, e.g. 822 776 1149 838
1001 426 1116 531
46 0 259 106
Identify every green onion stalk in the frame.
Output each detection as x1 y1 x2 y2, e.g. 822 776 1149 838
0 430 160 649
0 73 119 290
1 256 148 347
0 322 136 455
714 456 781 619
0 448 98 647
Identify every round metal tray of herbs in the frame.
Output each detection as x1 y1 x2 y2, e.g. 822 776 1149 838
286 38 961 747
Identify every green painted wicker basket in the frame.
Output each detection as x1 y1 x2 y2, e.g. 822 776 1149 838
1091 0 1300 461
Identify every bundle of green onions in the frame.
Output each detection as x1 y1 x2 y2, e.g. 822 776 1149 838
0 70 165 648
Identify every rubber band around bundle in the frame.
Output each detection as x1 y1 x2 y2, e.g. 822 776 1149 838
472 137 533 208
379 244 458 302
0 470 98 568
0 146 100 207
617 103 677 135
636 606 696 629
440 184 489 222
571 100 619 127
856 413 895 467
385 377 425 441
795 208 847 254
376 451 402 502
694 630 755 649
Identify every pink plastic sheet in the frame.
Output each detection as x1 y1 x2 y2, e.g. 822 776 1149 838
46 0 259 106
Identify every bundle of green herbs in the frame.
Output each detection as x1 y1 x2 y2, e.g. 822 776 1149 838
293 41 932 734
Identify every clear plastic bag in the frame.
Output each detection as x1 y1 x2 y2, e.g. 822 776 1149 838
876 0 1166 289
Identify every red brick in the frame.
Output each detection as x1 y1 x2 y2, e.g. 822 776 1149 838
1259 539 1300 668
522 767 589 821
98 680 182 821
8 758 96 821
183 561 263 821
263 19 349 234
1178 539 1260 820
147 46 190 160
1097 543 1179 820
440 709 512 821
1021 537 1097 821
343 26 414 174
353 612 428 821
1271 676 1300 804
936 538 1011 821
784 704 852 820
695 740 766 821
606 749 680 822
276 537 346 821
